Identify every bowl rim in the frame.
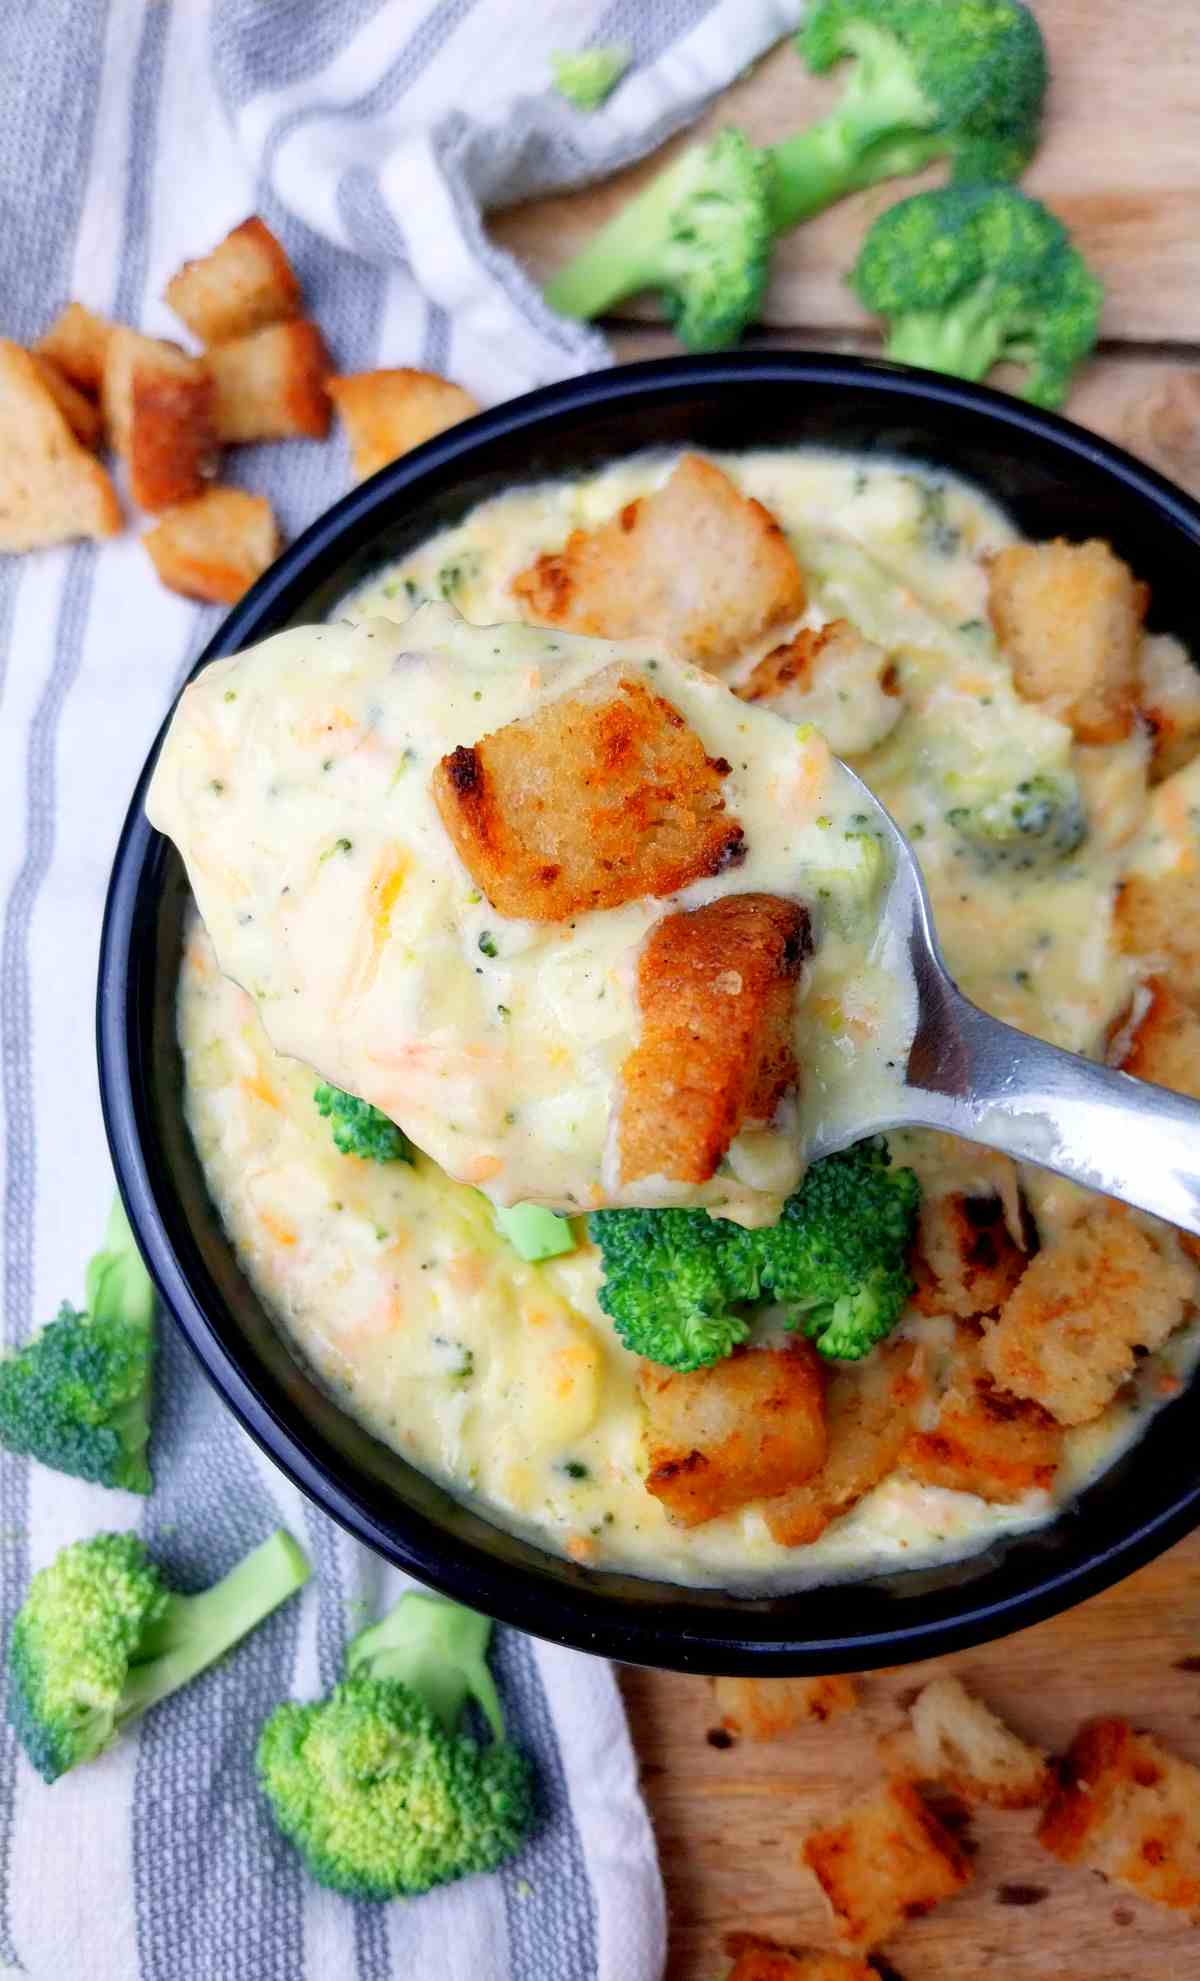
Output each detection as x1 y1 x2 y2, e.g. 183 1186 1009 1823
98 351 1200 1673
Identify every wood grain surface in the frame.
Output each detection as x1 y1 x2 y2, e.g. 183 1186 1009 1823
492 5 1200 1974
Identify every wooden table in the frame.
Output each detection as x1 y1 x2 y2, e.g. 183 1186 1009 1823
494 7 1200 1972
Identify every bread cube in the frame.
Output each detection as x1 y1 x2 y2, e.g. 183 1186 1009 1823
103 327 217 510
640 1344 826 1528
0 340 120 551
30 354 102 448
513 453 806 670
1040 1718 1200 1918
803 1777 972 1950
164 216 301 345
765 1341 927 1548
208 320 330 442
432 664 744 921
142 486 278 604
713 1673 858 1741
1139 632 1200 782
619 893 809 1187
879 1675 1050 1808
901 1336 1063 1502
909 1189 1027 1319
724 1936 877 1981
1115 976 1200 1100
329 368 479 481
988 537 1145 743
34 302 112 392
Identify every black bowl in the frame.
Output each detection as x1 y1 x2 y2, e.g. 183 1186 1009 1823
99 354 1200 1674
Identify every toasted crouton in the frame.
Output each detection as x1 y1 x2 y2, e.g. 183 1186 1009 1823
142 487 278 604
981 1203 1193 1424
724 1936 877 1981
640 1344 826 1528
34 302 112 392
1139 633 1200 781
208 320 330 442
1114 976 1200 1099
0 341 120 551
737 619 902 757
988 538 1145 743
619 893 810 1187
1116 861 1200 984
329 368 479 481
879 1676 1050 1808
714 1674 858 1741
512 453 806 670
901 1334 1063 1501
765 1341 928 1548
432 664 744 921
29 354 102 449
164 216 301 346
803 1777 973 1950
909 1191 1028 1319
102 327 217 511
1040 1718 1200 1917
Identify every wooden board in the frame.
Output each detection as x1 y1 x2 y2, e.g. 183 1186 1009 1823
488 8 1200 1972
620 1530 1200 1979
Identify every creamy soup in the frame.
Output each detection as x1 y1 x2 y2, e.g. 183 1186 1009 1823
170 447 1200 1588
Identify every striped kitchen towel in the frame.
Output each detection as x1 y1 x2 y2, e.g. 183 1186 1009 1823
0 0 802 1975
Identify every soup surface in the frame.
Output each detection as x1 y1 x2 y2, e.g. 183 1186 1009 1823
174 447 1200 1587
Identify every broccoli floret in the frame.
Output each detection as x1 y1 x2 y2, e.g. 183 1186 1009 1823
947 769 1088 865
313 1083 411 1162
853 182 1103 408
492 1202 576 1262
543 127 773 351
771 0 1046 228
9 1528 309 1784
589 1138 919 1369
257 1592 533 1900
754 1137 921 1359
551 44 630 110
0 1195 155 1492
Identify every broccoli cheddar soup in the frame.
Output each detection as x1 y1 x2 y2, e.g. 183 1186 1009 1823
168 447 1200 1589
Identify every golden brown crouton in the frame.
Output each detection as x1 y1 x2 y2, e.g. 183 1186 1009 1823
765 1341 928 1548
988 538 1145 743
0 341 120 551
142 487 278 604
102 328 217 511
432 664 744 921
640 1343 826 1529
1116 867 1200 984
164 216 301 345
619 893 810 1187
329 368 479 481
714 1673 858 1741
1040 1718 1200 1918
209 320 331 442
724 1935 877 1981
34 302 112 392
803 1777 973 1950
28 354 102 449
981 1203 1193 1425
879 1676 1050 1809
512 453 806 670
1139 633 1200 782
901 1335 1063 1501
1114 976 1200 1099
739 620 892 705
909 1191 1028 1319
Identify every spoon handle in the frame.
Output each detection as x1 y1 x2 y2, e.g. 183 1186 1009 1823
900 976 1200 1237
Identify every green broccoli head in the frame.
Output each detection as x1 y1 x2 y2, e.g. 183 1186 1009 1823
589 1138 920 1371
947 770 1088 866
0 1195 156 1491
774 0 1046 227
544 128 773 351
8 1528 309 1784
257 1593 533 1900
551 44 630 111
853 182 1103 408
588 1206 758 1373
759 1137 921 1358
313 1083 411 1162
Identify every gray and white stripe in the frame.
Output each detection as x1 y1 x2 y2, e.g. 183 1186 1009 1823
0 0 803 1970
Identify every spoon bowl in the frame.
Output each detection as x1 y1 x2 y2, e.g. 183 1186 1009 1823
808 767 1200 1237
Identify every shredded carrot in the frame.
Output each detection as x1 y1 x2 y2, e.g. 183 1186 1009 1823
464 1153 503 1184
565 1532 596 1563
258 1206 297 1247
240 1071 280 1110
447 1252 488 1295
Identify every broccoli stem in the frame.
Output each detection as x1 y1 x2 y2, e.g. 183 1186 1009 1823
767 33 937 231
883 279 1008 383
347 1592 504 1740
544 143 710 321
118 1530 309 1725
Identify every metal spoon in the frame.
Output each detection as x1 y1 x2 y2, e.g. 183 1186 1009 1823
806 768 1200 1238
